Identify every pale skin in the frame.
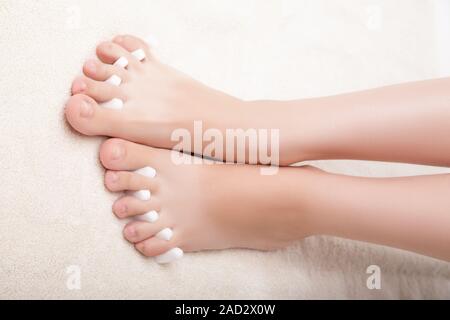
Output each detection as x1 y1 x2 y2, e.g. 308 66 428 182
65 35 450 261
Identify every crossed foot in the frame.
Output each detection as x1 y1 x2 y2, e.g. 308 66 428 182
65 35 315 262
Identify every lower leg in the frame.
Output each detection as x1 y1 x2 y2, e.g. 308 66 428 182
303 170 450 261
276 77 450 165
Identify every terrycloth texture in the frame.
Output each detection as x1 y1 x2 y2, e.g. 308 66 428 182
0 0 449 299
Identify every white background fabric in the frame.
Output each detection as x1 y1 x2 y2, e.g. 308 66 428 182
0 0 449 299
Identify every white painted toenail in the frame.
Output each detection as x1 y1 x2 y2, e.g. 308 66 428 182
131 49 146 61
134 167 157 178
155 248 184 264
130 189 151 201
114 57 129 69
156 228 173 241
101 98 123 110
105 75 122 86
136 210 159 223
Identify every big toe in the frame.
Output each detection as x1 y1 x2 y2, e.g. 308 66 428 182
65 94 124 137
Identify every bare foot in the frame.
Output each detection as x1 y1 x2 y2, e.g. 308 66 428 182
65 35 308 165
99 138 316 256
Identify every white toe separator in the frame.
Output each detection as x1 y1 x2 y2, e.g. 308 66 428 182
105 74 122 86
134 167 157 178
129 167 157 201
136 210 159 223
114 57 129 69
101 98 123 110
155 248 184 264
156 228 173 241
132 49 146 61
130 189 151 201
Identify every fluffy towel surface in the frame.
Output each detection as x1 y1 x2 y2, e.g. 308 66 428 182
0 0 449 299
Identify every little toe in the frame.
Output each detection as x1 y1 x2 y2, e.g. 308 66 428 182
135 236 174 257
113 34 152 61
96 41 139 69
123 220 168 244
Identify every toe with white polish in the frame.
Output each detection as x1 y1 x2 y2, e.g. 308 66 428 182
155 248 184 264
136 210 159 223
134 167 157 179
156 228 173 241
101 98 123 110
114 57 129 69
131 49 146 61
105 74 122 86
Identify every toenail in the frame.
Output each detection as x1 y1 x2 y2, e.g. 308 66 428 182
110 144 125 160
85 60 97 74
115 36 124 43
80 100 94 118
125 226 136 238
74 79 87 93
107 172 119 183
118 203 128 217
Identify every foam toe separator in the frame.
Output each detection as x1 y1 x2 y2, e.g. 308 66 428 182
114 57 129 69
130 189 151 201
105 75 122 86
156 228 173 241
132 49 146 61
155 248 184 264
134 167 157 178
136 210 159 223
101 98 123 110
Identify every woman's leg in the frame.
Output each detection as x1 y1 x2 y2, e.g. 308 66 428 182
279 77 450 166
65 35 450 166
99 138 450 261
301 168 450 262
